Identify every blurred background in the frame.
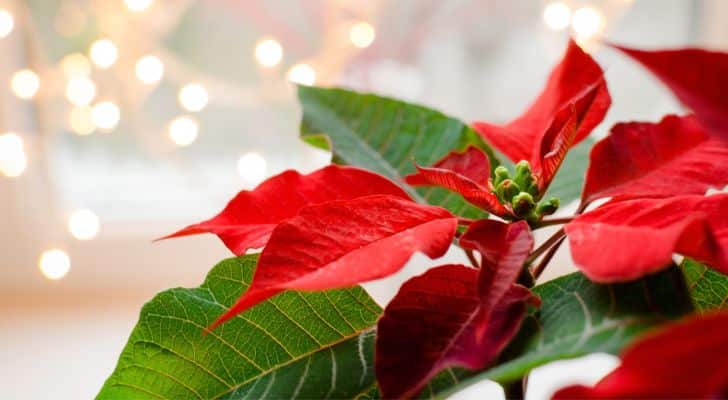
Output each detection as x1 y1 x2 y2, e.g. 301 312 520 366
0 0 725 398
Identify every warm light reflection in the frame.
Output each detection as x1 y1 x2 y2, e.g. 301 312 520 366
168 116 199 146
254 38 283 67
237 152 267 187
68 209 100 240
68 106 96 136
65 76 97 106
61 53 92 77
89 39 118 69
572 6 604 39
543 2 572 31
0 9 14 38
287 63 316 86
0 132 27 178
178 83 208 112
135 55 164 84
11 69 40 99
349 22 376 48
91 101 120 131
39 249 71 280
124 0 153 12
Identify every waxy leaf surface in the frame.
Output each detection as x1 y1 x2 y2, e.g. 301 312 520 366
298 85 498 219
473 39 610 167
582 115 728 203
211 195 457 329
164 165 408 254
611 44 728 140
565 194 728 282
375 265 535 399
554 312 728 399
98 255 382 400
682 258 728 311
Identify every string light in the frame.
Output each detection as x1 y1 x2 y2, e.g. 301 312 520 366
287 63 316 86
168 116 199 146
237 152 267 187
572 6 604 39
135 55 164 84
39 249 71 280
0 132 27 178
65 76 97 106
89 39 118 69
60 53 92 77
543 2 572 31
10 69 40 99
349 22 376 48
0 9 14 38
178 83 208 112
68 106 96 135
91 101 120 131
68 209 100 240
254 38 283 67
124 0 153 12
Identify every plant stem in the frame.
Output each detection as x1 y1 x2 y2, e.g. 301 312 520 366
465 249 480 269
525 228 565 265
503 378 525 400
537 216 573 227
531 236 565 280
457 217 474 226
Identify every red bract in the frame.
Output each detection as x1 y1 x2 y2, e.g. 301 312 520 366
565 194 728 282
473 39 610 190
162 165 409 254
208 195 457 330
553 312 728 399
405 146 509 216
610 44 728 140
582 115 728 204
376 221 537 399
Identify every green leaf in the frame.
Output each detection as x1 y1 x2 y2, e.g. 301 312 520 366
298 85 499 219
98 255 381 400
432 267 693 398
544 137 594 205
682 258 728 311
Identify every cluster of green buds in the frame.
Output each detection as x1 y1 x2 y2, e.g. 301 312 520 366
493 161 560 224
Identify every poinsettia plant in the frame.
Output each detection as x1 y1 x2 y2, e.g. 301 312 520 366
98 39 728 400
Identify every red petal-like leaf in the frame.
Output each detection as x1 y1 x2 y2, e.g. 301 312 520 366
375 264 536 399
537 105 579 191
582 114 728 204
473 39 610 164
405 147 508 215
460 220 534 311
209 195 457 330
610 44 728 140
565 194 728 282
163 165 409 254
554 311 728 399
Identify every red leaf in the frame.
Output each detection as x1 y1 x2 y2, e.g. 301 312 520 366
473 39 610 166
375 264 536 399
460 220 534 312
610 44 728 141
582 115 728 204
537 105 579 191
554 311 728 399
162 165 409 254
405 147 508 216
565 194 728 282
209 195 457 330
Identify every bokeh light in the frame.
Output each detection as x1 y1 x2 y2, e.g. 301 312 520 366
237 152 267 187
65 76 97 106
572 6 604 39
91 101 120 131
0 132 27 178
68 209 100 240
254 38 283 67
124 0 153 12
287 63 316 86
543 2 572 31
11 69 40 99
38 249 71 280
168 116 199 146
0 9 14 38
68 106 96 136
60 53 92 77
349 22 376 48
178 83 208 112
135 55 164 85
89 39 118 69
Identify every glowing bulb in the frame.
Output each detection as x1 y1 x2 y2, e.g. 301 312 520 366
61 53 91 77
68 209 100 240
168 116 198 146
0 9 14 38
135 55 164 84
543 2 572 31
39 249 71 280
237 152 267 187
68 106 96 135
91 101 120 131
89 39 118 69
572 7 604 39
178 83 208 112
65 76 96 106
11 69 40 99
349 22 376 48
254 38 283 67
287 63 316 85
0 132 27 178
124 0 153 12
